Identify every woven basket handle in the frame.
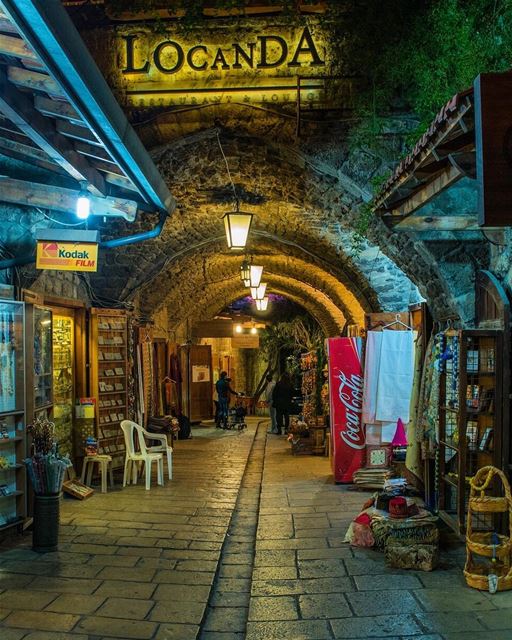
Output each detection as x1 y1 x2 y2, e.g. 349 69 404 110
470 465 512 501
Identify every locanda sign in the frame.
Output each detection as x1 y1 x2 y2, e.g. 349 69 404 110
118 25 329 107
122 26 324 75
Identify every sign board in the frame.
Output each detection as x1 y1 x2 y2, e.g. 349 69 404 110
36 241 98 272
232 335 260 349
192 365 210 383
115 22 346 108
327 337 365 483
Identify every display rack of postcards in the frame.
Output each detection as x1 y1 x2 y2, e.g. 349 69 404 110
438 329 503 536
89 309 128 470
301 351 318 423
25 305 53 421
0 300 26 531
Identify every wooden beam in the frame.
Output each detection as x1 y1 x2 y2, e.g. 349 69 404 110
56 120 103 146
448 151 476 179
0 175 138 221
89 158 128 177
392 215 480 232
34 95 83 125
0 70 106 195
103 172 139 193
0 136 67 175
7 66 64 99
0 33 37 60
74 140 116 164
0 7 18 33
390 164 463 218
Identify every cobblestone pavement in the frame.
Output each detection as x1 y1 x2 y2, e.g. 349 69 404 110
2 420 512 640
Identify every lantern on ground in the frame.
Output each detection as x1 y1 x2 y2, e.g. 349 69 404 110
223 210 253 250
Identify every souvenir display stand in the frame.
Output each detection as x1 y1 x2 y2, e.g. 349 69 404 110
438 329 503 535
25 302 53 422
301 351 318 423
434 271 510 536
89 309 128 470
0 300 27 532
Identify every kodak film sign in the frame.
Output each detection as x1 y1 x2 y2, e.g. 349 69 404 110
36 241 98 272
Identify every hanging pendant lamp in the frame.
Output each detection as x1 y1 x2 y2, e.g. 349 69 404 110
249 264 263 288
255 296 269 311
223 208 253 250
240 259 251 286
250 282 267 300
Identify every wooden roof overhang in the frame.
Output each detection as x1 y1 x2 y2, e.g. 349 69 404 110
0 0 175 222
373 89 477 233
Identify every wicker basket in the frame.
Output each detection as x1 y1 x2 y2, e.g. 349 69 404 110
464 466 512 591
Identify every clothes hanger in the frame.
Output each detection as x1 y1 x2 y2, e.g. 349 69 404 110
162 376 177 384
381 313 412 331
445 318 458 336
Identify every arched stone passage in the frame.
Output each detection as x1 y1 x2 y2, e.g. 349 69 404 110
168 275 344 339
138 247 366 326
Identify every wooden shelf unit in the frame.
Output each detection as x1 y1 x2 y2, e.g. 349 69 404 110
89 309 129 470
438 329 503 536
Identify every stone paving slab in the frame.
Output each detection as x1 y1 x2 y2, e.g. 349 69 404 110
0 421 260 640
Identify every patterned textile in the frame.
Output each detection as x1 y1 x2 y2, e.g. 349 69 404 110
406 332 424 479
416 332 444 448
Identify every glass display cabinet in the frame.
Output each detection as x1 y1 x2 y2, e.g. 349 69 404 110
0 300 26 532
438 329 503 536
52 313 74 458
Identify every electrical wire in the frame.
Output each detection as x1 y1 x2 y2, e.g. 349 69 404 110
216 129 238 207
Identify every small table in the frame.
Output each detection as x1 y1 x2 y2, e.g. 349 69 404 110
81 455 114 493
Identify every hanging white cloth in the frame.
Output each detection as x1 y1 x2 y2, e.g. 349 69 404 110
362 331 383 424
375 330 415 424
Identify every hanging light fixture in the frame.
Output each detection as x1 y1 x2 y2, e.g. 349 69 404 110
250 326 258 335
255 296 269 311
217 130 254 250
250 282 267 300
240 259 251 287
76 181 90 220
223 208 253 250
249 264 263 288
235 324 243 334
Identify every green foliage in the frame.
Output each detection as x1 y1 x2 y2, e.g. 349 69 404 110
260 315 324 371
341 0 512 135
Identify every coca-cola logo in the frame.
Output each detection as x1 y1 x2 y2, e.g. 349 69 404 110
336 371 365 450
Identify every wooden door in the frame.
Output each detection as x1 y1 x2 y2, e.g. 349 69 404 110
179 345 213 422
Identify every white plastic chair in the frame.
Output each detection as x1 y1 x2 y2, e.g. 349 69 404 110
120 420 164 490
142 427 173 480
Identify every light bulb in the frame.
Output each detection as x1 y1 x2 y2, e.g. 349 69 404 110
235 324 243 334
76 182 90 220
250 327 257 335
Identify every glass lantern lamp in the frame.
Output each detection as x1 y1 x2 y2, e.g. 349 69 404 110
249 265 263 288
255 296 269 311
223 210 253 250
240 260 251 286
250 282 267 300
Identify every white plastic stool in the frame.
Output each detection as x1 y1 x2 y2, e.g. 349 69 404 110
81 454 114 493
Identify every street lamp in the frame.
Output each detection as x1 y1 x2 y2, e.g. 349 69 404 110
223 209 253 250
249 265 263 288
255 296 269 311
250 282 267 300
240 259 251 286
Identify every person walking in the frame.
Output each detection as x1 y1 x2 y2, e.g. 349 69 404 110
264 373 277 434
272 372 294 435
215 371 237 428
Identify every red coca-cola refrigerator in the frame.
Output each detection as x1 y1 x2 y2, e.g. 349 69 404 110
327 337 365 483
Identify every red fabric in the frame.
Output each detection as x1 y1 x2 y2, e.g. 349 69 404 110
354 512 372 526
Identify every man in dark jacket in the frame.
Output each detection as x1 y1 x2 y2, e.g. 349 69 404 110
215 371 237 428
272 373 294 435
